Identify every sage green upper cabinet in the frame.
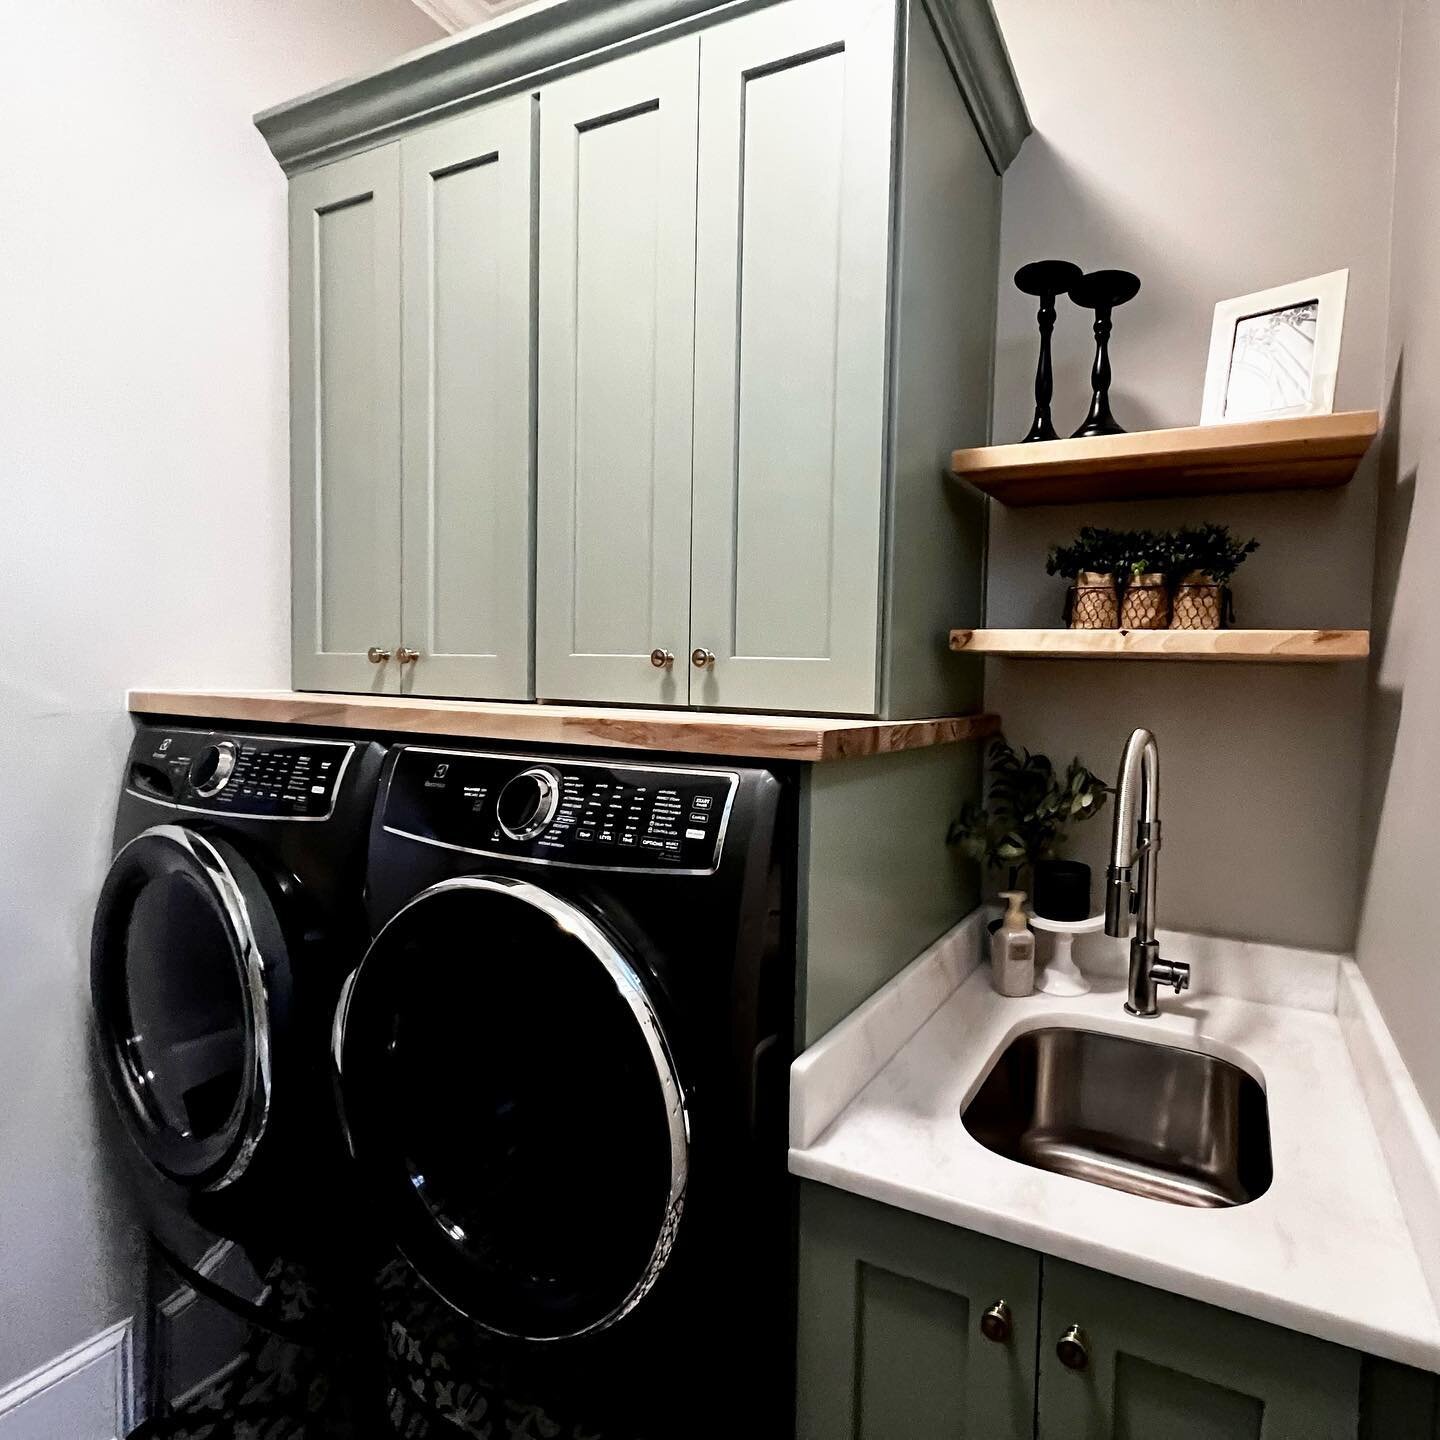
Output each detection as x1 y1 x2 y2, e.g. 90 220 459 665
400 97 536 700
534 40 700 707
690 0 896 715
1036 1259 1362 1440
289 147 403 693
267 0 1029 712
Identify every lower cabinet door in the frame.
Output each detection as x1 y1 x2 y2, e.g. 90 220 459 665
796 1183 1039 1440
1037 1258 1362 1440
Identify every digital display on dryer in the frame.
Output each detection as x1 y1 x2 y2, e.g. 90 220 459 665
381 748 737 874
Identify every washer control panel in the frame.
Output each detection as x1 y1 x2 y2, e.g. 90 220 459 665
128 729 354 820
382 748 739 873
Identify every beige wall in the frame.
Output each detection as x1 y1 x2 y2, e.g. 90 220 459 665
1356 0 1440 1125
0 0 440 1390
985 0 1401 950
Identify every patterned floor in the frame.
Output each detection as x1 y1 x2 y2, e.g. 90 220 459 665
129 1261 640 1440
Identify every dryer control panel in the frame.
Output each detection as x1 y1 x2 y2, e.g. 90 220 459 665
381 747 739 874
127 729 355 820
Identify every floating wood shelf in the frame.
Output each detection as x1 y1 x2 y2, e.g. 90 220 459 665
948 629 1370 664
128 690 1001 763
950 410 1378 507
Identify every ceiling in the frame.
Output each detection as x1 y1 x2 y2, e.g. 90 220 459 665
408 0 540 32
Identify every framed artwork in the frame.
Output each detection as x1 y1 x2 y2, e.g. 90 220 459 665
1200 269 1348 424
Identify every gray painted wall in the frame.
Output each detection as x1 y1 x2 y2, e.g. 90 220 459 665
0 0 441 1391
1356 0 1440 1127
983 0 1401 951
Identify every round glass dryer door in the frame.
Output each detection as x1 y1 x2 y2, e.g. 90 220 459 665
90 824 287 1189
337 876 689 1341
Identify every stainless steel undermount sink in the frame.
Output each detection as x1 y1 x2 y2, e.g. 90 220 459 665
961 1026 1273 1209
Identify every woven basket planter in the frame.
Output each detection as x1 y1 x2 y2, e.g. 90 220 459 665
1170 571 1234 630
1065 571 1119 629
1119 572 1169 630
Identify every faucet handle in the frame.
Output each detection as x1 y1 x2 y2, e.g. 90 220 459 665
1151 960 1191 995
1104 864 1132 937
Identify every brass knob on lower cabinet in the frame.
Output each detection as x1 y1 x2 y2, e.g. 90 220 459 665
650 649 675 669
979 1300 1013 1345
1056 1324 1090 1371
366 647 391 664
396 647 422 665
691 648 716 669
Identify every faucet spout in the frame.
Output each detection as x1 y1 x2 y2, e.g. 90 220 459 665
1105 728 1187 1016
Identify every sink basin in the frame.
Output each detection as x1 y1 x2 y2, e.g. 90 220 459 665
961 1026 1272 1208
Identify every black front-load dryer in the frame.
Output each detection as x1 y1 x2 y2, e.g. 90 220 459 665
89 722 385 1427
336 744 795 1439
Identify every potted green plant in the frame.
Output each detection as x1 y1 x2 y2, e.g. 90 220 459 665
948 738 1112 913
1117 528 1170 629
1046 527 1123 628
1166 524 1260 629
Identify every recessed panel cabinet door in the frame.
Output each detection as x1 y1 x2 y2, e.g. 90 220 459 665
796 1184 1038 1440
690 0 897 715
535 39 700 706
289 148 403 693
401 98 536 700
1037 1258 1362 1439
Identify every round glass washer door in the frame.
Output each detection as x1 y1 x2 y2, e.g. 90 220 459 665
90 824 286 1190
336 876 689 1342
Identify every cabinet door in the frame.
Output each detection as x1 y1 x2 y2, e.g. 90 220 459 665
796 1184 1038 1440
289 147 403 693
690 0 896 715
401 97 536 700
535 39 699 706
1037 1258 1362 1439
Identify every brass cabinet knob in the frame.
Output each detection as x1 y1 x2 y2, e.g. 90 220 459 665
396 647 422 665
650 648 675 669
979 1300 1013 1345
366 646 391 664
691 648 716 669
1056 1324 1090 1371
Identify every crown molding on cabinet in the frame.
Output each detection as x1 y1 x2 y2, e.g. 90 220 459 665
255 0 1030 176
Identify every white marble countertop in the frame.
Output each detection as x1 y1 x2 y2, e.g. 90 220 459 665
789 943 1440 1371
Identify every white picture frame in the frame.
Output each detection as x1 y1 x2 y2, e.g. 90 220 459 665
1200 269 1348 424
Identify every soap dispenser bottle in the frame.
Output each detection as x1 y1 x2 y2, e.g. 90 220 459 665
991 890 1036 997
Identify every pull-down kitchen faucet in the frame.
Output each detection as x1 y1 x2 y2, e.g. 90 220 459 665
1105 728 1191 1017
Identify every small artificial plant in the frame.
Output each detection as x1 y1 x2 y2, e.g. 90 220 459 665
1045 526 1126 582
1046 525 1259 585
948 737 1112 891
1166 523 1260 583
1118 528 1169 580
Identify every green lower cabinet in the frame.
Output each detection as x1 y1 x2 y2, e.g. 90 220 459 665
796 1183 1040 1440
797 1183 1440 1440
1037 1258 1359 1439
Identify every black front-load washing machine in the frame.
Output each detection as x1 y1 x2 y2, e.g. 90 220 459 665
89 722 386 1431
335 744 796 1438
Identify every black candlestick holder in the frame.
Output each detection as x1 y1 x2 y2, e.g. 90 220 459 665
1068 268 1141 438
1014 260 1083 442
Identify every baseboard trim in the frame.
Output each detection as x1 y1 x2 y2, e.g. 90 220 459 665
0 1318 134 1439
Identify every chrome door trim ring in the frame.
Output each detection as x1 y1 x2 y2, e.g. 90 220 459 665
110 823 276 1191
337 873 690 1341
